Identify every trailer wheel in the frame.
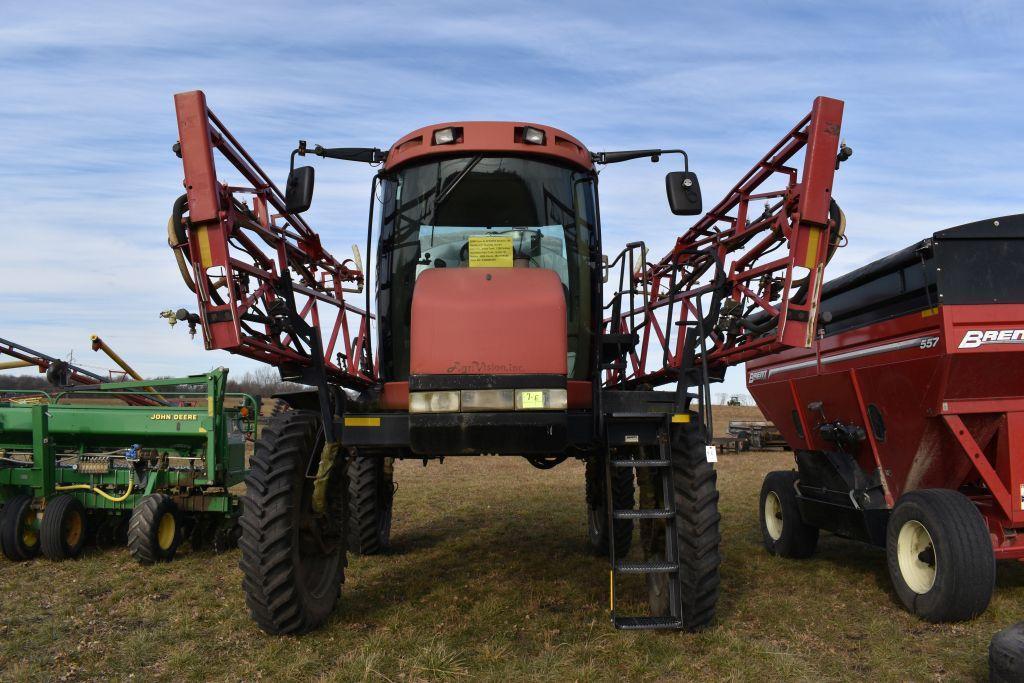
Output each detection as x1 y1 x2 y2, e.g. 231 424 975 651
886 489 995 622
990 621 1024 682
128 494 182 564
0 494 40 561
348 455 394 555
239 410 349 635
585 456 634 557
40 495 87 560
759 471 819 558
662 418 721 631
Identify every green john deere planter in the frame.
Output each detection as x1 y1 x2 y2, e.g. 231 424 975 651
0 369 257 563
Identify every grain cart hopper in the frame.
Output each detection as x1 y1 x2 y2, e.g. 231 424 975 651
749 214 1024 621
0 369 257 563
168 91 850 633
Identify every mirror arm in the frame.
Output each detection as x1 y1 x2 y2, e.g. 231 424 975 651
592 148 689 172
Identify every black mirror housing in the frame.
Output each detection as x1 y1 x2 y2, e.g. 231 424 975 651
285 166 315 214
666 171 702 216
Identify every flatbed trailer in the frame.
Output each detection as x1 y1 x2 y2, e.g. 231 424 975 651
748 213 1024 622
0 369 257 563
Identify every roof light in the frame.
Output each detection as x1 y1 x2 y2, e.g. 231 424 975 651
433 127 456 145
522 126 546 145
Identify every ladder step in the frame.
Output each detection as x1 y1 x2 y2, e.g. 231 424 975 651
613 616 683 631
611 459 669 467
613 509 674 520
616 560 679 574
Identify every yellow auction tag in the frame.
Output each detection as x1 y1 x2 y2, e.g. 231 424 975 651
521 391 544 409
468 235 513 268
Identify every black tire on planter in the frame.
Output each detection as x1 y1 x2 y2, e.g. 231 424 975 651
659 417 722 631
990 621 1024 683
0 494 41 561
586 456 634 557
239 410 349 635
128 494 182 564
759 470 819 559
886 489 995 623
41 494 88 560
348 455 394 555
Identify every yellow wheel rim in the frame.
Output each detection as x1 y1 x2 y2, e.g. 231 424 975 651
20 509 38 547
764 491 784 541
897 519 937 594
65 511 84 547
157 513 176 551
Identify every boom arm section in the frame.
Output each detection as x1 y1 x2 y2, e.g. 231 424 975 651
605 96 847 388
171 90 374 389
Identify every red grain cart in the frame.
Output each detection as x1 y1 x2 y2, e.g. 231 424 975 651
747 214 1024 622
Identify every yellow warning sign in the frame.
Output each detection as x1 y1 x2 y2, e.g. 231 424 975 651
468 235 513 268
520 391 544 409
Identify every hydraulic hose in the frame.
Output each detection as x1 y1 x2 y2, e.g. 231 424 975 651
55 476 134 503
168 194 197 293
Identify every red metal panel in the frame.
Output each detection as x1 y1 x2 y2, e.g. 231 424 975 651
410 268 567 376
173 91 220 224
384 121 593 172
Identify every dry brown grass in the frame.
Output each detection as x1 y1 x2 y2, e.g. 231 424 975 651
2 450 1019 681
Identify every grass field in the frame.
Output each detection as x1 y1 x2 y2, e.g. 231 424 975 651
2 449 1020 681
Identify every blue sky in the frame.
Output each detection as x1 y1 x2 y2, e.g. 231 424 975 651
1 1 1022 397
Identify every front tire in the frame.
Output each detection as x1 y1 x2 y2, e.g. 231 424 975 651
886 489 995 622
348 455 394 555
0 494 40 561
239 410 349 635
759 470 819 558
41 494 87 560
128 494 182 564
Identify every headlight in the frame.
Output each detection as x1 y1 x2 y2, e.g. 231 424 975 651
515 388 567 410
409 391 460 413
460 389 515 411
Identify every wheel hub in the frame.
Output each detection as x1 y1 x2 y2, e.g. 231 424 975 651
764 491 784 541
897 519 937 594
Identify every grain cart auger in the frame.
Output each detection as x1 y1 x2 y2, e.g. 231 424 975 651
168 90 849 634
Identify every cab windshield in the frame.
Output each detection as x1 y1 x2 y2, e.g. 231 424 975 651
376 155 597 381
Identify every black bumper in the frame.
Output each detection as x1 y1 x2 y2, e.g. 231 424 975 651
340 411 593 455
410 411 568 455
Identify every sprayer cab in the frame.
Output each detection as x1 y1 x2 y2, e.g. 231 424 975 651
283 121 702 453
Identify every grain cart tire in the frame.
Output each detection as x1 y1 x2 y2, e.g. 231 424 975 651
239 410 349 635
0 494 40 561
664 419 721 631
41 495 87 560
886 489 995 622
348 455 394 555
128 494 182 564
990 621 1024 682
759 471 819 558
585 456 634 557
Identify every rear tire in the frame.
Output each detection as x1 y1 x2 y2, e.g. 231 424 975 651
586 456 634 557
41 494 87 560
239 410 349 635
759 470 818 558
348 455 394 555
0 494 40 561
886 489 995 622
128 494 182 564
645 418 721 630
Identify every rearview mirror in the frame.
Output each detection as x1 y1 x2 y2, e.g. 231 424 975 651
666 171 702 216
285 166 315 214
